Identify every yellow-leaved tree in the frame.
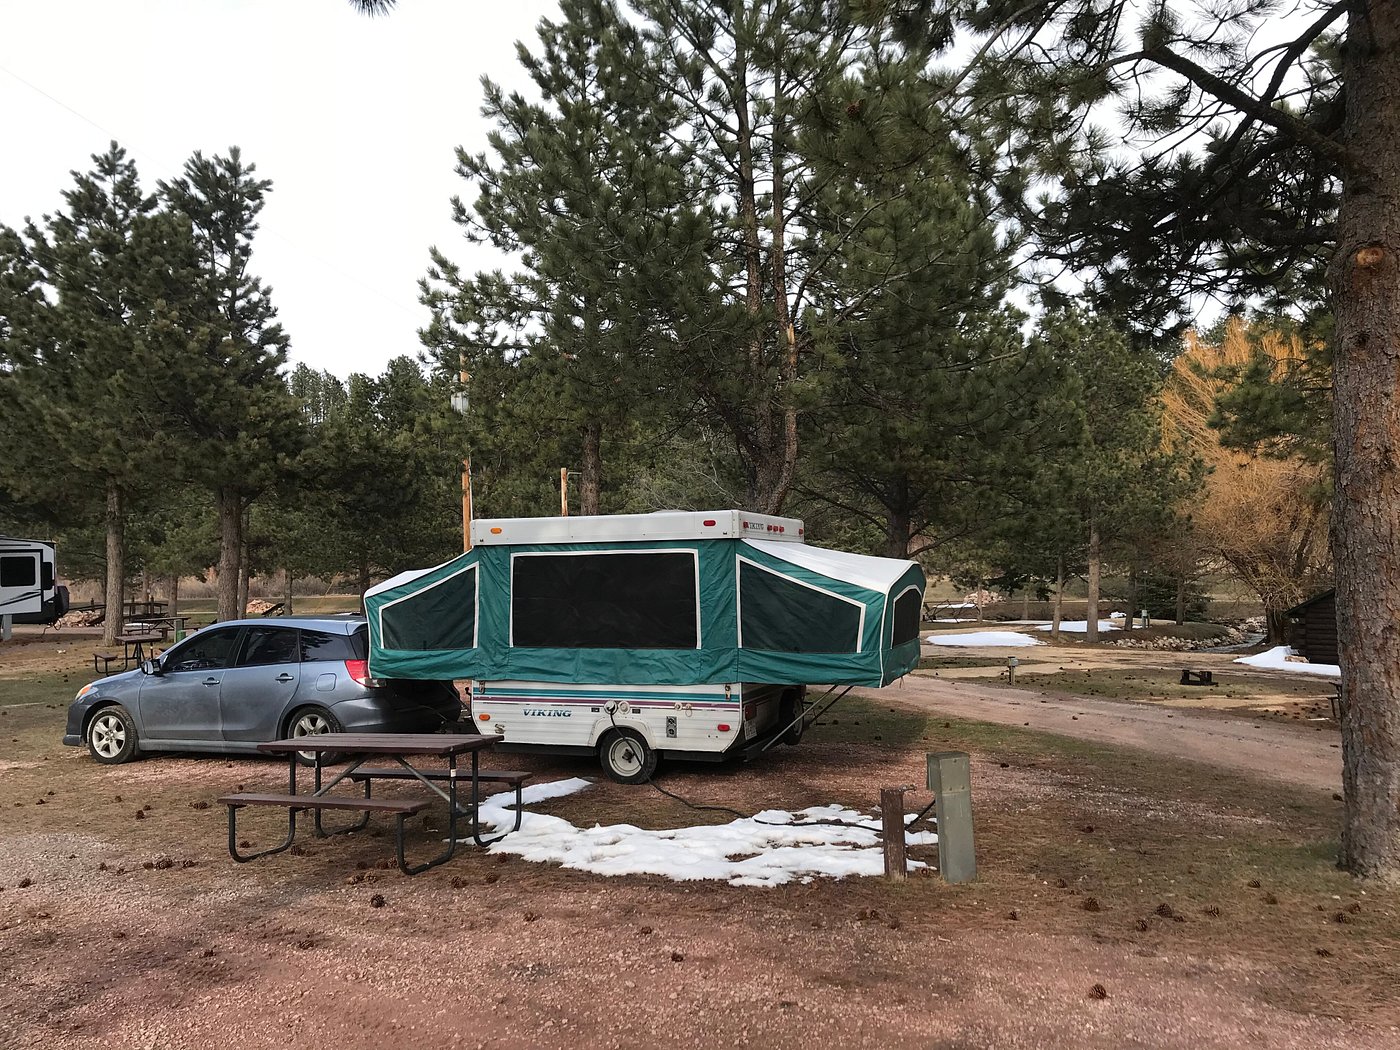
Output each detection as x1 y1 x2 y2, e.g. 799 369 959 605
1162 319 1331 643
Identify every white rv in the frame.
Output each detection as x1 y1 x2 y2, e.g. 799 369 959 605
0 536 67 639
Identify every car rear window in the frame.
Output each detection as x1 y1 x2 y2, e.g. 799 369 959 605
299 628 360 663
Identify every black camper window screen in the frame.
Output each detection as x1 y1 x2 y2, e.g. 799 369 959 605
380 567 477 651
892 588 922 646
512 552 698 649
1 556 36 588
739 561 861 653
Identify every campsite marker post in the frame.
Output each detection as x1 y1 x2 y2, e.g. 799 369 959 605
881 787 907 880
928 752 976 883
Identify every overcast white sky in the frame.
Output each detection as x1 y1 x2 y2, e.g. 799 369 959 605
0 0 558 379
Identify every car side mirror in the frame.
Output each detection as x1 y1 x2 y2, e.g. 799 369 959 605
140 658 163 677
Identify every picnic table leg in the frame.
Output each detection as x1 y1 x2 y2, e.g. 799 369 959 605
395 753 459 876
226 801 297 862
311 753 373 838
472 749 523 847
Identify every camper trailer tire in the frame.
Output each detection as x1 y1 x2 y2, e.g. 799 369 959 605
599 728 658 784
86 705 138 764
289 706 344 765
779 688 805 746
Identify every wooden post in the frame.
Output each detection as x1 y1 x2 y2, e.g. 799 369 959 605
881 787 907 881
560 468 569 516
462 458 472 552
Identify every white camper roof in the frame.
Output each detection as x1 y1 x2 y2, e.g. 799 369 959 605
470 510 805 546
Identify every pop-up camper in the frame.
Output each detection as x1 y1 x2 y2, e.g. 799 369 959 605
0 536 68 639
365 511 924 782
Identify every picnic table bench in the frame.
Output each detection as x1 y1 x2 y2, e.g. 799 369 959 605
216 732 523 876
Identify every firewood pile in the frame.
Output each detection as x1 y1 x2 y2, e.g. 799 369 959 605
54 609 104 628
246 598 284 616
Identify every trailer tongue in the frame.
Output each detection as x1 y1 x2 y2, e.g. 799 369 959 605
365 511 924 782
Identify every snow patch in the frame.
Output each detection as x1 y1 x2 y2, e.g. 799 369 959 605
924 631 1043 648
1034 620 1121 634
474 781 937 887
1234 645 1340 678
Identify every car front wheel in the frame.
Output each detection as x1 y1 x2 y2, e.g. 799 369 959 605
87 705 139 764
288 706 344 766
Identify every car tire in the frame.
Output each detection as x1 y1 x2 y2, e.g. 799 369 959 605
87 705 139 764
598 728 657 785
287 706 344 766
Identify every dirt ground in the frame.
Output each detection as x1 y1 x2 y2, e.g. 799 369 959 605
2 634 1397 1050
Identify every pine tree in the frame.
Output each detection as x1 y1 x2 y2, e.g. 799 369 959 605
891 0 1400 880
0 144 189 643
424 0 691 515
159 149 305 622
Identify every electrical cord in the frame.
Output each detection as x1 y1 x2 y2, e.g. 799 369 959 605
601 699 934 833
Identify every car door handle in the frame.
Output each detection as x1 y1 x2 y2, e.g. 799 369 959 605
203 677 219 687
275 674 295 683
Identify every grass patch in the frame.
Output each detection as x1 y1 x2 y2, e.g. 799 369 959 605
0 673 82 708
916 655 1036 670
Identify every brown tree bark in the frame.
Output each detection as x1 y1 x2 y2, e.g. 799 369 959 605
101 483 124 647
1052 556 1064 642
1334 0 1400 880
283 567 294 617
580 421 602 516
1085 520 1101 643
216 487 241 624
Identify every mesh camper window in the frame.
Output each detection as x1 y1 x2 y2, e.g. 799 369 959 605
891 587 922 646
739 560 862 653
380 566 478 651
511 551 698 649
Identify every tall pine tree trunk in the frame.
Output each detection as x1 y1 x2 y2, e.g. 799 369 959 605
1021 586 1030 621
167 574 179 620
1334 0 1400 880
1125 564 1137 633
580 421 602 516
235 509 249 616
283 567 294 617
885 484 911 558
101 482 124 647
357 560 371 614
1175 576 1187 626
1052 556 1064 642
216 487 241 624
1085 519 1101 643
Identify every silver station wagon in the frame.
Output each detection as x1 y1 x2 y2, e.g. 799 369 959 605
63 616 462 763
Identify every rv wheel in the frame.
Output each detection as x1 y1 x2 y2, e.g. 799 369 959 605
599 728 658 784
779 689 805 746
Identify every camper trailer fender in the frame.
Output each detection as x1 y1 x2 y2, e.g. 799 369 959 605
587 710 655 751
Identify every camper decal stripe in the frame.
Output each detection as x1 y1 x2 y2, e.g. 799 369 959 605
479 687 731 703
0 590 40 609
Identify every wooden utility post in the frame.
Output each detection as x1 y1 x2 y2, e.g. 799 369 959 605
881 787 907 880
560 468 569 516
452 362 472 553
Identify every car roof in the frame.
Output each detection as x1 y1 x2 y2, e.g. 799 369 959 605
201 615 366 632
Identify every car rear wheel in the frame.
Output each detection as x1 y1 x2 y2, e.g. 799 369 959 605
288 706 343 766
598 728 657 784
87 705 138 764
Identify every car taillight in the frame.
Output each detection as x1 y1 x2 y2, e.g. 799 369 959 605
345 660 373 686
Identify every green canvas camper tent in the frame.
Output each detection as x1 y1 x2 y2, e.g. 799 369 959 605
365 511 924 781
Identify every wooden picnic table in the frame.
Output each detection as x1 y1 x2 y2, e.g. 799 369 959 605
217 732 516 875
121 614 191 640
114 631 162 667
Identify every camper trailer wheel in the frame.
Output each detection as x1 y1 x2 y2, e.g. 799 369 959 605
87 705 138 764
779 688 805 746
599 728 657 784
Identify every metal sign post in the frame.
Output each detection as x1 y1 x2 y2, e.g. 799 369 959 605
927 751 976 883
